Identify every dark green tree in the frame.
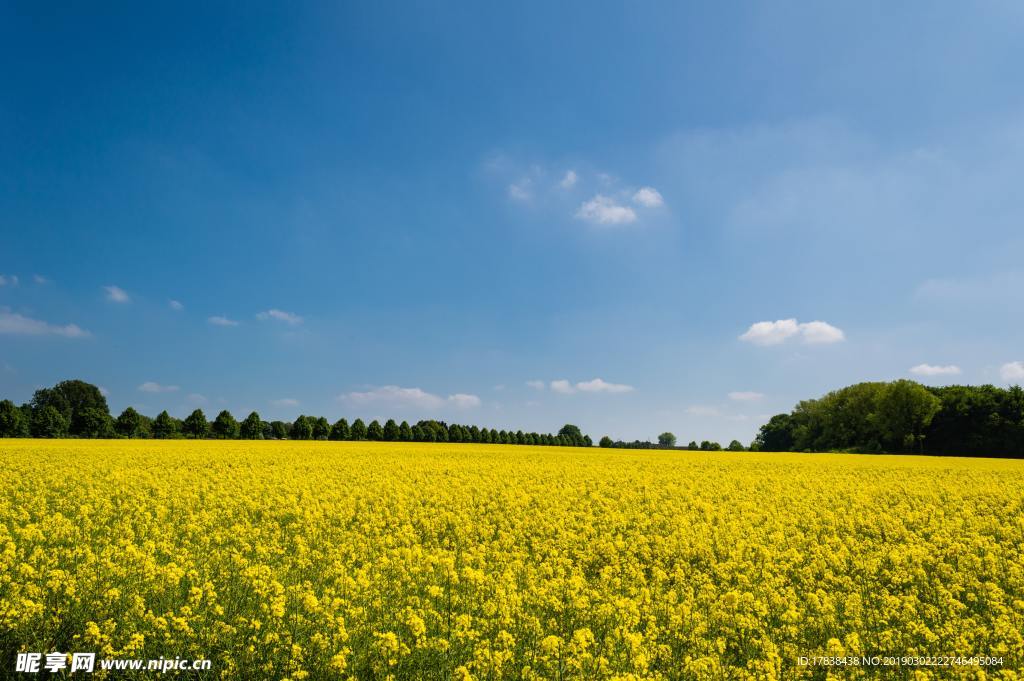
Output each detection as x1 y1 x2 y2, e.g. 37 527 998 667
270 421 289 439
31 405 69 438
115 407 144 438
383 418 400 441
367 420 383 440
753 414 796 452
211 410 239 439
329 418 351 441
658 432 677 448
183 409 209 438
313 417 330 440
152 410 179 439
351 418 367 440
0 400 30 437
727 440 745 451
241 411 264 439
290 415 313 440
31 379 109 437
558 424 584 446
599 435 613 448
399 421 412 441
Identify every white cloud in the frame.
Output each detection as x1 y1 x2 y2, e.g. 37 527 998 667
507 180 532 201
575 378 635 394
208 316 239 327
138 381 180 393
0 274 18 286
909 363 962 377
0 309 90 338
799 320 846 344
560 170 578 189
256 309 303 325
550 379 575 394
1000 361 1024 383
525 380 546 391
271 398 299 407
104 285 129 303
33 274 49 285
340 386 480 409
549 378 634 395
728 391 764 401
686 405 721 417
575 195 637 225
739 319 799 345
632 186 664 208
448 393 482 408
186 393 208 404
739 318 845 345
169 299 184 311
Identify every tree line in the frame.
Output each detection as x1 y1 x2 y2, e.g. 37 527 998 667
0 379 594 447
597 432 746 452
753 379 1024 457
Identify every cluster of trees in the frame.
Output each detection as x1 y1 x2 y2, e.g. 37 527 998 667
753 380 1024 457
597 432 746 451
0 380 594 447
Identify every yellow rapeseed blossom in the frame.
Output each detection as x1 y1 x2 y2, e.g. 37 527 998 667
0 439 1022 679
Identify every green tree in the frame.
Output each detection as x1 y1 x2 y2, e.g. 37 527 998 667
351 418 367 440
290 415 313 440
383 418 400 441
31 405 69 438
727 440 745 451
211 410 239 439
558 424 584 446
599 435 613 448
152 410 179 439
312 417 330 440
367 420 383 440
753 414 796 452
270 421 289 439
31 379 109 437
241 411 264 439
329 418 351 441
183 409 209 438
874 380 941 453
115 407 144 438
399 420 412 441
0 400 30 437
658 432 677 448
699 440 722 451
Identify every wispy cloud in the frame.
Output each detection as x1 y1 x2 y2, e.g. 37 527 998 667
728 391 764 401
340 385 481 409
739 319 845 346
0 274 19 286
138 381 180 393
186 393 208 404
686 405 721 417
0 309 90 338
104 285 129 303
550 378 634 395
507 180 532 201
256 309 303 325
632 186 664 208
560 170 578 189
270 398 299 407
909 363 961 377
575 195 637 225
33 274 49 285
168 299 184 311
208 316 239 327
1000 361 1024 383
525 380 546 390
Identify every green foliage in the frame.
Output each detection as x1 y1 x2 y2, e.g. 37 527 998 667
183 409 209 439
383 419 400 441
211 410 239 439
152 410 179 439
329 418 350 441
350 419 367 440
658 432 677 448
270 421 289 439
0 400 30 437
399 421 412 441
727 440 744 451
240 412 264 440
290 415 314 440
32 405 69 438
700 440 722 451
115 407 145 438
31 380 110 437
367 420 383 440
313 417 330 441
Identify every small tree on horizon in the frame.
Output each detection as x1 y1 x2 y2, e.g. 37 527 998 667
658 432 677 448
211 410 239 439
241 411 264 439
183 409 209 438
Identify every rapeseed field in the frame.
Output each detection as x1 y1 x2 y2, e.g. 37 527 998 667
1 440 1022 679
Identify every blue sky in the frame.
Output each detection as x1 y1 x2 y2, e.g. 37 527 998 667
2 1 1024 444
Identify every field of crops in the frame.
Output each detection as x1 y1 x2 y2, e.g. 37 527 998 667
1 440 1022 679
